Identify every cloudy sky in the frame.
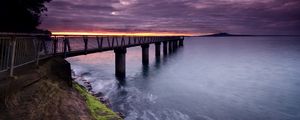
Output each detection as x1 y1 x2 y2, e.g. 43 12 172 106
40 0 300 35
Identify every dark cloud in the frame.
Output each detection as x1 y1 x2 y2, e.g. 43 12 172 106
40 0 300 35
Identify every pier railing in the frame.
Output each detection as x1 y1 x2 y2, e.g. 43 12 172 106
52 35 179 57
0 33 52 76
0 33 183 76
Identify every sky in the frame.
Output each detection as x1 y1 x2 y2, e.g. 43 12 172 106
40 0 300 35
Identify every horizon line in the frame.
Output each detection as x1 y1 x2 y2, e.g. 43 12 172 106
51 31 209 36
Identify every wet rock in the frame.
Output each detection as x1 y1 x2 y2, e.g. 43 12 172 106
86 84 92 88
81 72 91 76
105 100 112 108
117 112 126 119
87 87 92 91
93 92 104 97
99 97 107 103
82 79 87 82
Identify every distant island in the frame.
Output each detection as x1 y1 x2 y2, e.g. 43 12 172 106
199 32 300 37
201 33 253 37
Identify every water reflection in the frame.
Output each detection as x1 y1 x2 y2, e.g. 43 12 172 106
116 76 126 87
67 37 300 120
116 45 183 87
154 57 161 69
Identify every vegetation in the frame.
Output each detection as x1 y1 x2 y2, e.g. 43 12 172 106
74 83 122 120
0 0 52 32
0 58 122 119
0 60 93 120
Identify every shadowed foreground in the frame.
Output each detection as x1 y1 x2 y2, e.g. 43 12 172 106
0 58 121 120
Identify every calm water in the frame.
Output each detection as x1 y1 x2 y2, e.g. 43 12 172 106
67 37 300 120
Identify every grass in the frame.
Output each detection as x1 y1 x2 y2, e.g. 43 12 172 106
74 83 122 120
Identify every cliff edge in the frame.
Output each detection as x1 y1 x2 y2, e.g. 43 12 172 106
0 57 121 120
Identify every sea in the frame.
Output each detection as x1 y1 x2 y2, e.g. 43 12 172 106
67 36 300 120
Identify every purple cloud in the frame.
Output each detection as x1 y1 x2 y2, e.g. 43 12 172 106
39 0 300 35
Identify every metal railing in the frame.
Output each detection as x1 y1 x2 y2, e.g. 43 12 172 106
0 33 52 76
51 36 181 57
0 33 183 77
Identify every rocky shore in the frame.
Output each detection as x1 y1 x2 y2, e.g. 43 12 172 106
71 71 126 119
0 57 122 120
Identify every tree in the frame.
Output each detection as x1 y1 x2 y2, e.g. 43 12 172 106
0 0 51 32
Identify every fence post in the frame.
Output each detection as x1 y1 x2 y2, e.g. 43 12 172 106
63 37 68 58
53 37 58 55
42 37 48 54
9 37 16 77
36 38 41 66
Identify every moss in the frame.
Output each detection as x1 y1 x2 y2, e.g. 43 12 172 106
74 83 122 120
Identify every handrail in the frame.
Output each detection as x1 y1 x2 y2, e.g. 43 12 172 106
0 32 51 36
0 33 183 77
0 32 184 38
51 36 168 38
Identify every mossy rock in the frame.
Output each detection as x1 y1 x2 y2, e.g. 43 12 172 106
74 83 122 120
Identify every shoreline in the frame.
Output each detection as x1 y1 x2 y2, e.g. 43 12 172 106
71 70 126 118
0 57 122 120
73 83 125 119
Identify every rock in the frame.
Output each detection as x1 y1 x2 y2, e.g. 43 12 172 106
93 92 104 97
117 112 126 119
105 100 112 108
86 85 92 89
81 72 91 76
99 97 106 103
82 79 87 82
87 87 92 91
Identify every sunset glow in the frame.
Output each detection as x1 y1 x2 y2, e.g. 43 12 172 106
51 31 199 36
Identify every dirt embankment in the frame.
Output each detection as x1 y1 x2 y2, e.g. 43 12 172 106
0 57 121 120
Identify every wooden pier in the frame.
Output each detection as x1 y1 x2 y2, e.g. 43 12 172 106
0 33 184 78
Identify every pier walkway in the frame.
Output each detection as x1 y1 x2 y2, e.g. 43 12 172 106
0 33 184 78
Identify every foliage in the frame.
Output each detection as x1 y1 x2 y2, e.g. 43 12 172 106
0 0 51 32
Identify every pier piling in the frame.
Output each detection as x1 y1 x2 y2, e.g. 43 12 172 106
163 41 168 55
173 40 178 50
169 41 173 53
155 42 161 57
141 44 149 65
114 48 127 78
179 39 184 46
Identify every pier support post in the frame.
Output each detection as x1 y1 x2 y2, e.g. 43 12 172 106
114 48 127 78
84 37 88 55
155 42 161 57
141 44 149 65
163 41 168 55
173 40 178 50
179 39 184 46
168 41 173 53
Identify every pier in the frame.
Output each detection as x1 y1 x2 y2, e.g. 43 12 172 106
0 33 184 78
